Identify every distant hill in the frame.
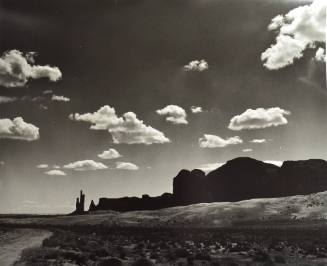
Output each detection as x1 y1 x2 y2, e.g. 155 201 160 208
93 157 327 212
2 191 327 229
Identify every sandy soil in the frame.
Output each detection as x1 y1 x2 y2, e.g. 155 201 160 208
0 228 52 266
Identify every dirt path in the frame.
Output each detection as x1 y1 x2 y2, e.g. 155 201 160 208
0 228 52 266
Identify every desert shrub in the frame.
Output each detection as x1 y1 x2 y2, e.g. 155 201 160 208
150 252 159 260
132 258 155 266
274 254 286 263
194 252 211 261
61 250 88 264
252 249 270 262
174 248 190 258
98 257 123 266
20 247 59 261
94 248 109 257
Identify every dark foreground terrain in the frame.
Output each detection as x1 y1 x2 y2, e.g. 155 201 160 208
11 227 327 266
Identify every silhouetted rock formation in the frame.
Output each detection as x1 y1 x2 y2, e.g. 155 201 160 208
85 157 327 213
206 157 280 201
96 192 174 212
89 200 96 212
74 190 85 214
173 169 209 205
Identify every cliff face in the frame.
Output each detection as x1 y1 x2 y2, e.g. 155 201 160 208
92 158 327 212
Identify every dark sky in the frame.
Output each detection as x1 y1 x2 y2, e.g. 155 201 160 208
0 0 325 213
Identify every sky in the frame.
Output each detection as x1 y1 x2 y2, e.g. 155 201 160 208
0 0 325 214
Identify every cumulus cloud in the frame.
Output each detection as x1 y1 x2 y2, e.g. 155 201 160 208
51 95 70 102
43 90 53 95
36 164 48 169
64 160 108 171
0 96 17 104
264 160 283 167
228 107 290 131
0 117 39 141
156 105 188 125
53 165 61 169
261 0 326 70
98 148 122 160
45 169 66 176
242 148 253 153
199 134 243 148
198 162 225 173
0 50 62 87
315 47 326 62
69 105 170 145
190 106 203 113
116 162 139 171
249 138 267 143
184 59 209 72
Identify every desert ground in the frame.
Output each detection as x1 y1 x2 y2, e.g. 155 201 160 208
1 192 327 265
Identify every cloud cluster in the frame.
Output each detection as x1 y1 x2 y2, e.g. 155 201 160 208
98 148 122 160
249 138 267 143
242 148 253 153
228 107 290 131
69 105 170 145
190 106 203 113
199 134 242 148
0 117 39 141
116 162 139 171
64 160 108 171
45 170 66 176
0 50 62 87
198 162 225 173
184 60 209 72
264 160 283 167
0 96 17 104
37 164 48 169
315 47 326 62
156 105 188 124
261 0 326 70
52 95 70 102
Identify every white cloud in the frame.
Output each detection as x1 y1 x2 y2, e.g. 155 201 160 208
43 90 53 95
45 170 66 176
249 138 267 143
264 160 283 167
315 47 326 62
242 148 253 152
190 106 203 113
116 162 139 171
199 134 243 148
64 160 108 171
0 117 39 141
262 0 326 70
184 59 209 72
156 105 188 125
0 50 62 87
36 164 48 169
0 96 17 104
51 95 70 102
98 148 122 160
0 161 4 165
53 165 61 169
198 162 225 173
69 105 170 145
228 107 290 131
